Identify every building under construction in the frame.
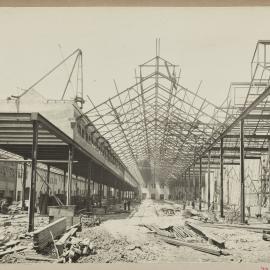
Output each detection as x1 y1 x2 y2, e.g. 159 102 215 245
0 40 270 263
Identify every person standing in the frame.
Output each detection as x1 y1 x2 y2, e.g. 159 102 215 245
123 199 127 211
127 199 131 211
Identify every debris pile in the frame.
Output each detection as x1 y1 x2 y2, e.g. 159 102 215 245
159 208 175 216
80 214 101 227
57 237 96 263
225 208 241 224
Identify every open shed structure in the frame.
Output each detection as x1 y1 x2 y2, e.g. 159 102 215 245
84 40 270 223
1 40 270 231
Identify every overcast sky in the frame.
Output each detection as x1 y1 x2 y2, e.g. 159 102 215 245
0 7 270 109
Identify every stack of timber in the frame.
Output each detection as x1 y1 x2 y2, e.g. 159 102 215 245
0 237 28 258
33 217 67 251
56 224 81 255
143 224 175 238
160 236 228 256
185 221 225 249
199 222 270 233
172 225 198 239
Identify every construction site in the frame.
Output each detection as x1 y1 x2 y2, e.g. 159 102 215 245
1 36 270 264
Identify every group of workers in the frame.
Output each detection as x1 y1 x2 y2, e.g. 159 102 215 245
123 199 131 211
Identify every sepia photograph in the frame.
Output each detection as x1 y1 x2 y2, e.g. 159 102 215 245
0 5 269 267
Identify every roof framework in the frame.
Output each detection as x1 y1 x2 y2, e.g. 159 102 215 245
84 42 236 183
85 41 270 185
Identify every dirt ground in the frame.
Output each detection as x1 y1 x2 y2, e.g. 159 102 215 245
1 199 270 263
77 199 270 263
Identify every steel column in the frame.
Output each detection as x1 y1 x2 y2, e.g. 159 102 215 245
28 120 38 232
220 138 224 218
184 172 187 202
21 159 27 211
63 170 66 198
188 168 191 202
199 158 202 211
193 164 196 208
87 161 92 211
67 145 73 205
208 151 211 210
46 164 50 214
240 119 245 223
268 138 270 213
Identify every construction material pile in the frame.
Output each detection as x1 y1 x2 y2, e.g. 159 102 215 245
225 208 241 224
141 222 229 257
159 208 175 216
80 214 101 227
57 236 96 263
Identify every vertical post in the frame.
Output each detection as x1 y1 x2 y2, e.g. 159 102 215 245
21 160 27 210
199 158 202 211
46 164 50 214
240 119 245 223
87 161 91 211
28 120 38 232
99 183 102 206
67 145 73 205
227 170 230 205
63 170 66 197
188 168 191 202
220 138 224 218
208 150 211 210
193 164 196 208
46 165 50 195
268 138 270 213
184 172 187 202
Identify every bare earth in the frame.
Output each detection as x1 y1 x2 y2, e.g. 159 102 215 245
1 199 270 263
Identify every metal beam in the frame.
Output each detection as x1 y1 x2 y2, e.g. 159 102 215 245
87 161 92 211
240 119 245 223
28 120 38 232
199 158 202 211
203 85 270 156
220 138 224 218
46 164 50 215
208 150 211 210
67 145 73 205
21 159 27 211
193 164 196 208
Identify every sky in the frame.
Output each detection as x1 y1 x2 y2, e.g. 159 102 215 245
0 7 270 109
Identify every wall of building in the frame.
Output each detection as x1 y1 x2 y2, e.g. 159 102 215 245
0 161 17 200
15 162 87 203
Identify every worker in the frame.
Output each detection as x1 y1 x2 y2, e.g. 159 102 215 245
123 199 127 211
127 199 131 211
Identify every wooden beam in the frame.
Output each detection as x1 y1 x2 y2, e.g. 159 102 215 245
33 217 67 251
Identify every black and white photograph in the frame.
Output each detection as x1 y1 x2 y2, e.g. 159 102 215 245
0 6 270 266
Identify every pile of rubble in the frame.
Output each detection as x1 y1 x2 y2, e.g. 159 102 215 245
57 236 96 263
